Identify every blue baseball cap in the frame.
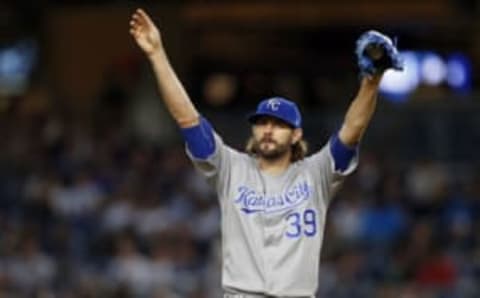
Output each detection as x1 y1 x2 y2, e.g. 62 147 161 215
247 97 302 128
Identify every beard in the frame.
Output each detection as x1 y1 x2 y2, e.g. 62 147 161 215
252 137 291 161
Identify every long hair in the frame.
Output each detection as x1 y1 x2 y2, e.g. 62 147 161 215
245 137 308 162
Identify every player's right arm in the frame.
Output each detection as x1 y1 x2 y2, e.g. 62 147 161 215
130 9 229 178
129 8 199 128
130 8 217 160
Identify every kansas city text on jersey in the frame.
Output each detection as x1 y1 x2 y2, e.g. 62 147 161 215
234 181 313 214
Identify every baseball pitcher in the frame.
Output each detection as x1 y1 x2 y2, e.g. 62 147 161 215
129 8 403 298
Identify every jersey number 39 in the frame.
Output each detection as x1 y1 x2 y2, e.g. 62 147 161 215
285 209 317 238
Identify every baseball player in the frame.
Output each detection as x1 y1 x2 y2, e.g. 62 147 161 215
129 8 403 298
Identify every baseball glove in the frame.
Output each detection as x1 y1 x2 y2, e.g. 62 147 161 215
356 30 404 77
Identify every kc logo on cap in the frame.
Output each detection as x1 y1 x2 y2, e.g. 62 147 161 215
266 98 281 111
247 96 302 128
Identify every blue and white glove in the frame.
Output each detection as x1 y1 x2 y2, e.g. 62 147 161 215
356 30 404 77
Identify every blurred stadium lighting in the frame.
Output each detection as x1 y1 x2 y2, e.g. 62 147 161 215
0 39 37 95
203 73 237 106
446 53 471 92
380 51 419 102
380 50 472 102
421 52 447 86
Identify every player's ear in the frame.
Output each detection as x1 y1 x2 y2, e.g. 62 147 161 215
292 128 303 145
251 125 258 136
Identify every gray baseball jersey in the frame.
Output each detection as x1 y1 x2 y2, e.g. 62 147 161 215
187 132 358 297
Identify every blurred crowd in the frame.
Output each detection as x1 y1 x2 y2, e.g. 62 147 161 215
0 76 480 298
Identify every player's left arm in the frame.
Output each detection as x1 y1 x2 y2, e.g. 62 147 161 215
332 31 403 171
338 75 382 147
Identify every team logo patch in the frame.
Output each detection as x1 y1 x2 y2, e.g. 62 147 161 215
266 98 281 111
234 181 312 214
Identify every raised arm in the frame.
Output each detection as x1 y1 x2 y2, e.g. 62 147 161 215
338 75 381 146
339 31 403 147
129 9 199 128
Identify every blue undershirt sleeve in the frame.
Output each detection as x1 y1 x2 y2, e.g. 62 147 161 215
329 132 358 172
180 117 216 160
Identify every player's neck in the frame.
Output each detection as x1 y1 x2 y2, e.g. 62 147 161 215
257 152 292 176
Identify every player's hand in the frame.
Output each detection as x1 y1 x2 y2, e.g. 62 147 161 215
129 8 163 57
355 30 403 77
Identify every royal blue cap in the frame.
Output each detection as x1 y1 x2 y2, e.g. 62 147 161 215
247 97 302 128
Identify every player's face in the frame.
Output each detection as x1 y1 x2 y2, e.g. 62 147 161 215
251 116 301 160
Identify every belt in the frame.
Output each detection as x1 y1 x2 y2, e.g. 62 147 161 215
223 287 314 298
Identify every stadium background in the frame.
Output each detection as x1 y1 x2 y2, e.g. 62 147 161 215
0 0 480 297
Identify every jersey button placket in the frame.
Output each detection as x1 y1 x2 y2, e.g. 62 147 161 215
264 211 281 294
262 211 272 293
